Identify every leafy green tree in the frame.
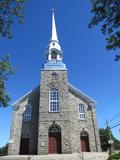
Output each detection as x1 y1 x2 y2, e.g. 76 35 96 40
111 135 120 150
99 128 109 151
0 143 8 156
89 0 120 61
0 0 25 38
0 55 15 107
0 0 25 107
99 128 120 151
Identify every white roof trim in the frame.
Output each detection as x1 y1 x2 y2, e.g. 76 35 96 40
12 82 96 107
68 83 97 104
12 86 40 106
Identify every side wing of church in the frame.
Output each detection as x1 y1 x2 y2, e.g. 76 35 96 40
8 11 101 155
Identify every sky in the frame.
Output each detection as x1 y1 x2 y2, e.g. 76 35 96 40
0 0 120 147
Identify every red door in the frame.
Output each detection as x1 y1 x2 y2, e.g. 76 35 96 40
19 138 29 155
49 132 61 154
81 136 90 152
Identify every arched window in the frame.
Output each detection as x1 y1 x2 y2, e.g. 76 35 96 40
49 88 59 112
23 104 32 121
80 130 88 137
49 125 61 133
51 50 57 60
78 104 85 120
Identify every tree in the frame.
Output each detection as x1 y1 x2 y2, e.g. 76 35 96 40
99 128 109 151
0 0 25 38
89 0 120 61
99 128 120 151
0 55 15 107
0 0 25 107
111 134 120 150
0 143 8 156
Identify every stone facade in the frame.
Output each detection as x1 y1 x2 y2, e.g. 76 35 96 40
8 71 101 155
8 88 40 155
68 90 101 152
38 70 71 155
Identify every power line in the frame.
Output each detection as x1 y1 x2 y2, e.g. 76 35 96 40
99 109 120 129
110 120 120 127
111 123 120 129
108 111 120 123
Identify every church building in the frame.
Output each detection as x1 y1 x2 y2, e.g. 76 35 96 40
8 11 101 155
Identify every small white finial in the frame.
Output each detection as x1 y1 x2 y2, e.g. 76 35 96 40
51 8 55 13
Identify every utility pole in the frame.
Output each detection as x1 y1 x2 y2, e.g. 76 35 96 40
106 119 114 155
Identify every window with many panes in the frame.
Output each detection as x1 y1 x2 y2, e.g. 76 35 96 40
78 104 86 120
49 88 59 112
23 104 32 121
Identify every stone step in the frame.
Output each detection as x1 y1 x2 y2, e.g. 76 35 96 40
0 152 109 160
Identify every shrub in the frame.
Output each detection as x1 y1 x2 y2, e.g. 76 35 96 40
108 152 120 160
0 143 8 156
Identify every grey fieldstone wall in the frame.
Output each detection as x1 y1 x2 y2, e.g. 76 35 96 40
68 90 101 153
8 70 101 155
8 89 39 155
8 103 25 155
38 70 72 155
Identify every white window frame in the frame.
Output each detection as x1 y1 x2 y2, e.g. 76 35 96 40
78 104 86 120
23 104 32 121
49 88 59 112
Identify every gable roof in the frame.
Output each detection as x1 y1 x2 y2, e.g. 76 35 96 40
68 83 96 104
12 83 96 106
12 86 40 106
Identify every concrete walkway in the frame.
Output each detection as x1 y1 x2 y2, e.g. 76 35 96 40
0 152 109 160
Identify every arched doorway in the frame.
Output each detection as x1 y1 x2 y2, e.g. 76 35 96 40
80 130 90 152
19 133 29 155
48 125 61 154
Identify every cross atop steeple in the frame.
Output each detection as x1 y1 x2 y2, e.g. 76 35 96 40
51 8 55 12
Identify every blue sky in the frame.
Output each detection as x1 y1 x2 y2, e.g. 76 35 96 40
0 0 120 147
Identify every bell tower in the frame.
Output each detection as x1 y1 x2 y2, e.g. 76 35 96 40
43 10 66 70
38 10 71 154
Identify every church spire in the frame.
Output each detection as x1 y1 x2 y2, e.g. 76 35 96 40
48 9 61 51
51 9 59 42
43 10 66 70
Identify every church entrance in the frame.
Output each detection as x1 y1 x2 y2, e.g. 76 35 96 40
80 130 90 152
48 125 61 154
19 137 29 155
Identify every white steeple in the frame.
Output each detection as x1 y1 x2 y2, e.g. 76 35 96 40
43 9 66 70
51 9 59 42
48 9 61 52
